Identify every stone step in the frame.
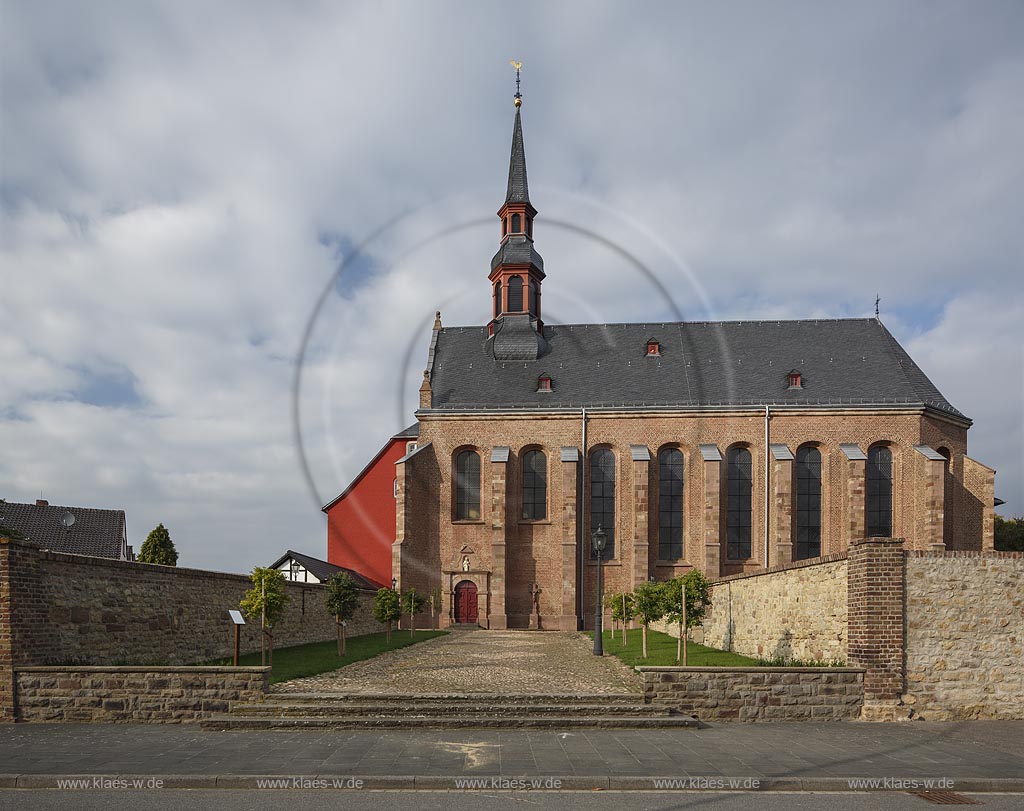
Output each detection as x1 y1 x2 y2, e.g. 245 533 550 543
201 714 699 731
229 702 674 718
267 692 645 705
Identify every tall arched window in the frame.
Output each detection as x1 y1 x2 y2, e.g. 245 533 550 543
507 275 523 312
494 281 502 319
866 445 893 537
795 446 822 560
521 449 547 520
658 448 684 561
726 447 753 559
528 280 537 315
455 450 481 520
590 448 616 558
511 213 522 233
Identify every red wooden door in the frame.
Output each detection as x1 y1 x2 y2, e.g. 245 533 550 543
454 580 478 624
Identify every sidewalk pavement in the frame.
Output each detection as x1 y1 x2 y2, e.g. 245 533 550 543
0 721 1021 791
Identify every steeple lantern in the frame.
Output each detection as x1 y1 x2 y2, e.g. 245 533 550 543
489 66 545 338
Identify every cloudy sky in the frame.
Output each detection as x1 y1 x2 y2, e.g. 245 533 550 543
2 0 1021 572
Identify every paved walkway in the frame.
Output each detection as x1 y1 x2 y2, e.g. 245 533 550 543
0 722 1021 790
273 630 641 695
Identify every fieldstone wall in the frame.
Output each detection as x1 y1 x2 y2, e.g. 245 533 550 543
0 537 383 669
903 551 1024 720
638 666 864 721
14 666 267 722
689 555 849 662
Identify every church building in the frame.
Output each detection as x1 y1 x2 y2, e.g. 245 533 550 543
330 90 997 631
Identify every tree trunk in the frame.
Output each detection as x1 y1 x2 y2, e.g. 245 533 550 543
642 623 648 659
386 620 391 643
410 612 415 637
336 615 342 656
268 630 274 668
341 622 347 656
677 620 682 664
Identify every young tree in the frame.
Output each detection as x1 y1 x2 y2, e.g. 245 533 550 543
324 571 360 656
401 587 427 636
138 523 178 566
661 571 713 664
240 567 290 667
610 591 637 646
373 587 401 643
428 585 443 629
0 500 26 540
632 581 666 660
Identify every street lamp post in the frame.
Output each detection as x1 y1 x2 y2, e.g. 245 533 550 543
592 525 607 656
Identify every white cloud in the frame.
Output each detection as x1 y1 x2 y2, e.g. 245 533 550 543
2 1 1021 572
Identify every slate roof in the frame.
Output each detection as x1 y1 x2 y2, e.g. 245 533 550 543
270 549 383 590
425 318 967 421
0 501 127 559
490 236 544 273
492 313 548 361
505 108 530 205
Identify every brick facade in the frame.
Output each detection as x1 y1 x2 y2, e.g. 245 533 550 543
394 408 990 631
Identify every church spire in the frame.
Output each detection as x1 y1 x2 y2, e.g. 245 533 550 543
488 62 546 358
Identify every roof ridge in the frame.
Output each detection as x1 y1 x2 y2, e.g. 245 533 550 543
439 317 878 331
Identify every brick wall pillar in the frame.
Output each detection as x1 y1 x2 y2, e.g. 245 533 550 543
559 448 579 631
0 538 14 721
701 451 722 578
847 537 906 720
844 456 867 552
631 446 651 588
920 456 946 551
489 455 508 630
772 456 793 567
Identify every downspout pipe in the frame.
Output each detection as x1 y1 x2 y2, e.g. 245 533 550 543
764 404 770 569
580 406 587 627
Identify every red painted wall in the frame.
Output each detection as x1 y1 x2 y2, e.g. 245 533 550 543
325 438 406 587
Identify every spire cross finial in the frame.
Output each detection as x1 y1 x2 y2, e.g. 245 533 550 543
510 60 523 106
875 294 881 318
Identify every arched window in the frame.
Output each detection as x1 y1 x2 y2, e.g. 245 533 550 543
526 217 533 237
795 446 822 560
528 280 537 315
494 281 502 319
507 275 523 312
590 448 616 558
726 447 753 559
521 449 547 520
455 450 481 520
866 445 893 537
511 213 521 233
658 448 684 561
502 217 507 237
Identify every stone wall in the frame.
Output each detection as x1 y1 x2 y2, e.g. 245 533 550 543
0 537 383 669
691 555 849 662
638 666 864 721
903 551 1023 720
14 666 267 722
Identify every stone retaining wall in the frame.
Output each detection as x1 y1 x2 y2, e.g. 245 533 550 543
903 551 1024 720
0 537 384 672
692 555 849 662
638 666 864 721
14 666 267 722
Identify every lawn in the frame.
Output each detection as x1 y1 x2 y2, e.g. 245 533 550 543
205 630 447 684
587 628 760 667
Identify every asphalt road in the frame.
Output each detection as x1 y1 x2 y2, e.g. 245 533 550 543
1 790 1021 811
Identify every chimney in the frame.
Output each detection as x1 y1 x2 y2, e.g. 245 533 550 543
36 499 48 507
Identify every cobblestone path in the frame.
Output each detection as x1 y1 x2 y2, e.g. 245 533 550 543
273 630 642 695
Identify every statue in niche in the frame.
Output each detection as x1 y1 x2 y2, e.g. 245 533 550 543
462 556 470 572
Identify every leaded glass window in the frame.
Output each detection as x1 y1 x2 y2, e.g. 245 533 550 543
726 447 753 559
866 445 893 537
455 450 481 520
795 446 822 560
590 448 616 558
658 448 684 561
521 449 547 520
